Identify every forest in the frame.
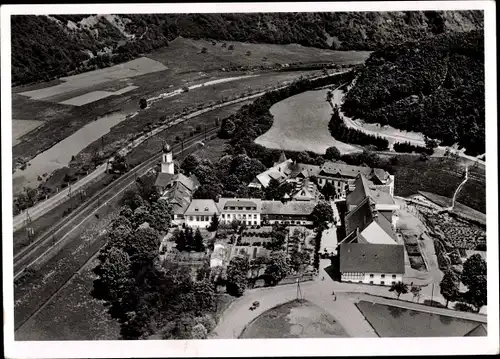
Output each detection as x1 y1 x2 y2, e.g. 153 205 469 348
11 11 483 85
342 30 485 156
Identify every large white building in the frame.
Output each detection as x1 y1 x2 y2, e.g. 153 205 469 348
339 243 404 286
216 198 262 226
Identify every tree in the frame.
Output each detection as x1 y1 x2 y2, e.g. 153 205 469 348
461 254 486 288
325 146 341 161
219 118 236 138
182 154 201 175
207 212 219 232
112 153 128 173
201 47 207 54
122 189 145 211
136 172 160 203
193 183 222 201
290 250 311 273
320 181 336 201
463 275 487 313
132 205 155 229
149 198 172 233
440 271 460 308
310 201 333 230
191 324 208 339
461 254 487 312
139 98 147 109
424 136 439 155
264 178 282 200
410 285 422 303
264 250 290 286
389 281 409 299
184 227 195 251
175 229 187 252
226 255 249 297
194 228 205 252
92 246 132 304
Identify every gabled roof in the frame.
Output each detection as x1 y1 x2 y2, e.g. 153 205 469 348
217 198 262 212
319 161 372 178
347 174 394 208
185 199 219 215
345 197 374 235
255 159 294 187
289 163 321 178
339 243 405 274
360 220 397 245
261 200 317 216
372 168 390 183
155 172 176 187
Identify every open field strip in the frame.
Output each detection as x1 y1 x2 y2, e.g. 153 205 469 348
19 57 167 101
12 120 45 146
59 85 139 106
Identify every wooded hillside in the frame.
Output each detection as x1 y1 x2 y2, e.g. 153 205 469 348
342 30 484 156
11 11 483 85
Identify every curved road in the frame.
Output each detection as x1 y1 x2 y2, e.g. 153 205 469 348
213 271 487 339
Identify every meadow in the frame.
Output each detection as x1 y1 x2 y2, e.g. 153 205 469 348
255 89 361 154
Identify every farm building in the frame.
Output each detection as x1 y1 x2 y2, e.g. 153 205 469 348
260 200 317 225
339 243 405 285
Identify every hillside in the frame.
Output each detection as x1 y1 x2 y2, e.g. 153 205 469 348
11 11 483 85
342 30 484 156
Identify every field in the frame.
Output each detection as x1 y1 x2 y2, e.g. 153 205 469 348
255 89 361 154
382 155 485 214
148 37 371 74
194 137 230 164
19 57 166 102
418 191 486 224
240 299 349 338
12 120 45 146
356 301 482 337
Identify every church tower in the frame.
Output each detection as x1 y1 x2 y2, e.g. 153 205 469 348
161 142 175 174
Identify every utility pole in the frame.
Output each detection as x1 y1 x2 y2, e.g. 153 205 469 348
181 138 185 157
430 283 434 307
204 125 207 141
296 277 303 302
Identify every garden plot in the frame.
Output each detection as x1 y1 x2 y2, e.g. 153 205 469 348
19 57 166 102
255 89 361 154
12 119 45 146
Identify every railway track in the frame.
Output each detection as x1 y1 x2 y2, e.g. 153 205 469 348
13 127 218 280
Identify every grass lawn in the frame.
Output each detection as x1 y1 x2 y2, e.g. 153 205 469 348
195 137 230 163
355 301 482 337
240 299 349 338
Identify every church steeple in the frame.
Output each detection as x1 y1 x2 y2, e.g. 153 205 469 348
161 142 174 174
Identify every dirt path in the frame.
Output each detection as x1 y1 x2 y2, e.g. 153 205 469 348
447 165 469 211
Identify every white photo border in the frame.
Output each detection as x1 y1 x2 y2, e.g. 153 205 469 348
1 1 498 357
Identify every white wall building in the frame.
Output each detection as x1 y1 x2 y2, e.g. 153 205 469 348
184 199 219 228
217 198 262 226
339 243 405 286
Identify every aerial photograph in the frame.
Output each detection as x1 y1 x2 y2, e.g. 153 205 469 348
3 5 494 354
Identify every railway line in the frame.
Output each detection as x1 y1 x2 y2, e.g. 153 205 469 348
13 127 218 280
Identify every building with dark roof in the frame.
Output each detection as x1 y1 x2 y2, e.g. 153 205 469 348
261 200 317 225
339 243 405 286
